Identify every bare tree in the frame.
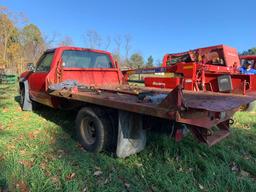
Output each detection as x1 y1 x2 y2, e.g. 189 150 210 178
59 35 73 46
124 34 132 66
104 36 111 50
83 30 113 50
155 59 162 67
84 30 102 49
111 35 122 65
114 35 122 54
43 32 59 49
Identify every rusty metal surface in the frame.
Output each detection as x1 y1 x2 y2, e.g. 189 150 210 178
177 110 235 129
183 91 256 112
189 119 231 146
49 84 255 130
100 85 256 112
50 88 173 119
49 84 256 118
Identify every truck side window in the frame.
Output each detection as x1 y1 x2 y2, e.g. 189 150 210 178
36 53 54 72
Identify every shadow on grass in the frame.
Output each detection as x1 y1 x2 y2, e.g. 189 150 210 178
13 98 152 191
14 95 77 140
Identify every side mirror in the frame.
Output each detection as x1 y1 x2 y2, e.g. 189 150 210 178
27 63 35 72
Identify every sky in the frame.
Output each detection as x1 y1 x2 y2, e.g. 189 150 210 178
1 0 256 63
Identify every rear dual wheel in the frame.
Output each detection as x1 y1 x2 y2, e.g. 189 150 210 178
75 107 114 152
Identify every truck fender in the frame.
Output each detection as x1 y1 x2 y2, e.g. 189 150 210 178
116 110 146 158
20 80 32 111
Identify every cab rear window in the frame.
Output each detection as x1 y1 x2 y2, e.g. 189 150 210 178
62 50 113 68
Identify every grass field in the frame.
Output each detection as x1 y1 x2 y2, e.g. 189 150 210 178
0 84 256 192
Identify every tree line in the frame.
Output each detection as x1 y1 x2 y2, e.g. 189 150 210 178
82 30 155 69
0 6 155 74
1 5 255 75
241 48 256 55
0 6 47 74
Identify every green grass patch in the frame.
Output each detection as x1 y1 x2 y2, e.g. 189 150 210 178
0 84 256 191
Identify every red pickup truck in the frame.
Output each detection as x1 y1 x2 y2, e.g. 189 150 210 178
19 46 256 157
19 47 122 108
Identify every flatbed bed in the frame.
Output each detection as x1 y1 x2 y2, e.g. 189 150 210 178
49 84 256 150
50 84 255 116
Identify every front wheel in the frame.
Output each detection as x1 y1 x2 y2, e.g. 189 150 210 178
75 107 114 152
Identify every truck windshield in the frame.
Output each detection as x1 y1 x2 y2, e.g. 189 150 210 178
62 50 113 68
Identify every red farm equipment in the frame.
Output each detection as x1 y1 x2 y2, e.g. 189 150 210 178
124 45 256 96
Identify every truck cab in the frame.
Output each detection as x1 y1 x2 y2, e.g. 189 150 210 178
19 47 123 108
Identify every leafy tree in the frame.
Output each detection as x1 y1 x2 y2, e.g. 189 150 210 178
0 10 16 64
129 53 144 69
0 6 45 74
145 55 154 68
7 28 22 72
241 48 256 55
0 6 26 73
21 24 45 63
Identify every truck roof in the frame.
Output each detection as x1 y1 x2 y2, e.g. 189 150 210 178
168 44 234 55
163 44 240 68
45 46 112 55
240 55 256 60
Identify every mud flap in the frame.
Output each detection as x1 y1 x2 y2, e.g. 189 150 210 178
116 110 146 158
245 101 256 112
22 80 32 111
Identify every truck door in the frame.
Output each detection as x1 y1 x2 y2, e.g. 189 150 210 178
27 52 54 106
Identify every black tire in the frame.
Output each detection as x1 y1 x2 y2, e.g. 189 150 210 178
75 107 114 152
